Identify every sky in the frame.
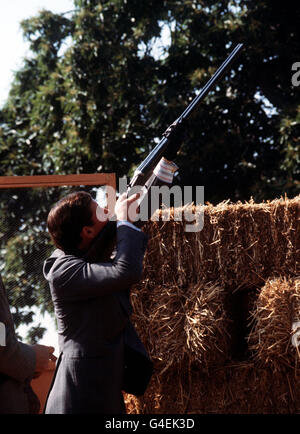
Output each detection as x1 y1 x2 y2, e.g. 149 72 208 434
0 0 74 106
1 0 75 354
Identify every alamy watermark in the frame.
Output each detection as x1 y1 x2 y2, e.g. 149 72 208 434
0 322 5 346
292 321 300 348
96 177 204 233
291 62 300 87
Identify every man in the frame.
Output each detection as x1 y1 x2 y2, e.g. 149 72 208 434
43 191 149 413
0 274 56 414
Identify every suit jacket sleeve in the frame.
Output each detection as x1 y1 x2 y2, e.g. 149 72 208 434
44 225 148 301
0 276 36 383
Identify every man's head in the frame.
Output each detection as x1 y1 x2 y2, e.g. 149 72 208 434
47 191 108 254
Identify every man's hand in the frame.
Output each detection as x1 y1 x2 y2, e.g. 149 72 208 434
32 344 57 378
115 192 140 223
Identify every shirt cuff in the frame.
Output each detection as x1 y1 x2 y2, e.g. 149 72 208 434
153 157 179 184
117 221 142 232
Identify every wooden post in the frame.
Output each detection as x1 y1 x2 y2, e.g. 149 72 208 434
0 173 116 190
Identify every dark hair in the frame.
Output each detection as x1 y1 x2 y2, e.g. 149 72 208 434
47 191 93 254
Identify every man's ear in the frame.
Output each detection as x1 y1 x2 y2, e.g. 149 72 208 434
81 225 95 239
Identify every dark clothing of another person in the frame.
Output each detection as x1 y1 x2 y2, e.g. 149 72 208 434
0 275 39 414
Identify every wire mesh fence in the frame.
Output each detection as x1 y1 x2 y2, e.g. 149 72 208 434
0 174 116 344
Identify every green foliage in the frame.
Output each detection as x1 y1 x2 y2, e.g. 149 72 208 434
0 1 299 339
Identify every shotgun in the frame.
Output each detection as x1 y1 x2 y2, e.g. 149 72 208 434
84 43 244 262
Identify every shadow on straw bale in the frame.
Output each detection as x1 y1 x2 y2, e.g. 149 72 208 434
124 361 300 414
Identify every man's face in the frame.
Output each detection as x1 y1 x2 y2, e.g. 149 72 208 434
89 199 109 238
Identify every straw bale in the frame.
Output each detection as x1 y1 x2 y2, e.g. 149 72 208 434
247 277 300 373
124 361 300 414
130 280 231 373
141 196 300 291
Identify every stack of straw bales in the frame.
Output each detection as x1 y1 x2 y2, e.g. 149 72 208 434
123 196 300 414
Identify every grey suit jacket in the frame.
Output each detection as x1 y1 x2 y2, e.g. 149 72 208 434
0 275 38 414
43 225 148 414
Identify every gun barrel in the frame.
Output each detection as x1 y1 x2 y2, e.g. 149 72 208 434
181 43 243 121
133 43 243 183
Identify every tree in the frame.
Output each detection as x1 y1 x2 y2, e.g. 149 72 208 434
0 0 299 339
145 0 300 202
0 1 169 340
